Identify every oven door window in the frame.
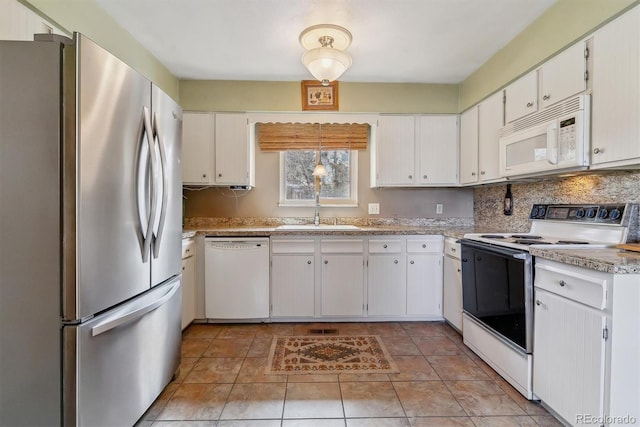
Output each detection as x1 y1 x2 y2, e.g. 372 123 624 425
461 242 532 352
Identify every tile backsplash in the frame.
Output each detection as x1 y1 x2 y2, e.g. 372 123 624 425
474 171 640 241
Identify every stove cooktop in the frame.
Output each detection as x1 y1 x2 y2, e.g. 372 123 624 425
464 203 635 251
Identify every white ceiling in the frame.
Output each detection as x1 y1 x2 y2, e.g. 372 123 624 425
94 0 558 84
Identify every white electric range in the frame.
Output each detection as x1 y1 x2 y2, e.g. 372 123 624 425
460 203 635 399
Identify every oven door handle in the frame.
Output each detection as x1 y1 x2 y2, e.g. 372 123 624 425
460 239 531 259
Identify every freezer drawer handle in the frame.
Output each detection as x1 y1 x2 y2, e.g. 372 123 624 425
91 281 180 337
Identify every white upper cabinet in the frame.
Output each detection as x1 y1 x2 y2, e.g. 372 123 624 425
214 113 253 186
182 112 254 186
372 115 459 187
504 70 538 123
0 0 68 41
539 41 587 109
459 107 479 185
591 6 640 168
477 91 504 183
416 115 459 185
373 115 416 186
182 112 215 184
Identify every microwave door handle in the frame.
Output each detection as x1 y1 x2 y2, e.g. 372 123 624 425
546 123 558 165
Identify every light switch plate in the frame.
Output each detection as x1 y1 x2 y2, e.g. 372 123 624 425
436 203 443 214
368 203 380 215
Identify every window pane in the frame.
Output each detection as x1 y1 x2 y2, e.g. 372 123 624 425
284 150 315 200
283 150 351 201
320 150 350 199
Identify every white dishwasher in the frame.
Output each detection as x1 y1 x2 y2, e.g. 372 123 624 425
204 237 270 319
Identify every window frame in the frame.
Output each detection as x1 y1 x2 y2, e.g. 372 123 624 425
278 149 359 207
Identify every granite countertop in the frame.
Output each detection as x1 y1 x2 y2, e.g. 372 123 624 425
182 224 477 240
529 247 640 274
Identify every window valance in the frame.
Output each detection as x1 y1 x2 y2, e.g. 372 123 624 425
257 122 369 151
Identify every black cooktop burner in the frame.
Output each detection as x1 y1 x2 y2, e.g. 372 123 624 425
511 234 543 239
556 240 590 245
480 235 506 239
514 239 552 245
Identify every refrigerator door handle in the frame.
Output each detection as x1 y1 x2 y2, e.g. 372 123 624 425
152 112 169 259
90 280 180 336
140 106 159 262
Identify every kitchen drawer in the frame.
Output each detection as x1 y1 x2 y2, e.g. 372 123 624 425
271 239 315 254
535 259 610 310
368 239 403 254
444 238 461 258
321 239 364 254
181 239 195 259
407 237 443 253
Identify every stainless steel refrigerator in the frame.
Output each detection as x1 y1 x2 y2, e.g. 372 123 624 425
0 33 183 426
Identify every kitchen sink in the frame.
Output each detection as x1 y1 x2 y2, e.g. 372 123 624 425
276 224 360 230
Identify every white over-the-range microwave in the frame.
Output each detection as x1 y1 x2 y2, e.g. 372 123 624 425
499 94 590 178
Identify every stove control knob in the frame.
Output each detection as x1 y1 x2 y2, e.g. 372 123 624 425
586 208 597 218
536 207 546 218
598 208 609 219
575 208 585 218
610 208 622 220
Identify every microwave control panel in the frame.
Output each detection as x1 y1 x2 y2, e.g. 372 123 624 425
558 117 577 160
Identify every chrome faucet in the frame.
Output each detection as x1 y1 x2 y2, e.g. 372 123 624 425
314 191 321 226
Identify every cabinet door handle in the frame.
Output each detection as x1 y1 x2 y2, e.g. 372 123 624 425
526 101 534 108
559 280 567 287
593 147 602 154
457 268 461 273
202 173 207 178
218 172 223 178
324 260 328 264
408 174 413 179
451 248 456 252
307 260 312 265
423 174 427 179
536 300 542 306
410 260 415 265
394 259 399 264
383 244 388 248
543 94 551 101
182 266 185 271
480 171 485 175
471 172 476 176
422 244 427 248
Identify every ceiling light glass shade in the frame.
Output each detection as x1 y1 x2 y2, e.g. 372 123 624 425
302 47 352 85
312 161 328 177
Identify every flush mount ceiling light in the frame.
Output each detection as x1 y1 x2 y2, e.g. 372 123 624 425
299 24 352 86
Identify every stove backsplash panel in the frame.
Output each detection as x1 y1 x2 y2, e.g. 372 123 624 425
474 171 640 242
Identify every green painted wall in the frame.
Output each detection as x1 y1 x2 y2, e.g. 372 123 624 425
459 0 639 111
22 0 179 100
179 80 459 113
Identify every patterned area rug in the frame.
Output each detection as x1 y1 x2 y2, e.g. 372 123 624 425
266 335 398 374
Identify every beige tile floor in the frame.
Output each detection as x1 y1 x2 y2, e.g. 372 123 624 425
137 322 563 427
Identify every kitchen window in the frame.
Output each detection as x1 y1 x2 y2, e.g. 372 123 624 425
279 149 358 207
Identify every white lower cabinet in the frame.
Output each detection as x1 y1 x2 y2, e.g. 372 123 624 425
533 259 640 426
534 288 606 423
442 238 462 331
406 237 443 317
181 238 196 330
269 235 444 320
271 239 315 318
367 239 407 316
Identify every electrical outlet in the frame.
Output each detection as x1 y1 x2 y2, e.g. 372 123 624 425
436 203 443 214
368 203 380 215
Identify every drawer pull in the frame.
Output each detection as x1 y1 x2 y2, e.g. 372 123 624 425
422 244 427 248
383 244 388 249
394 259 398 264
410 260 415 265
559 280 567 287
451 248 456 252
